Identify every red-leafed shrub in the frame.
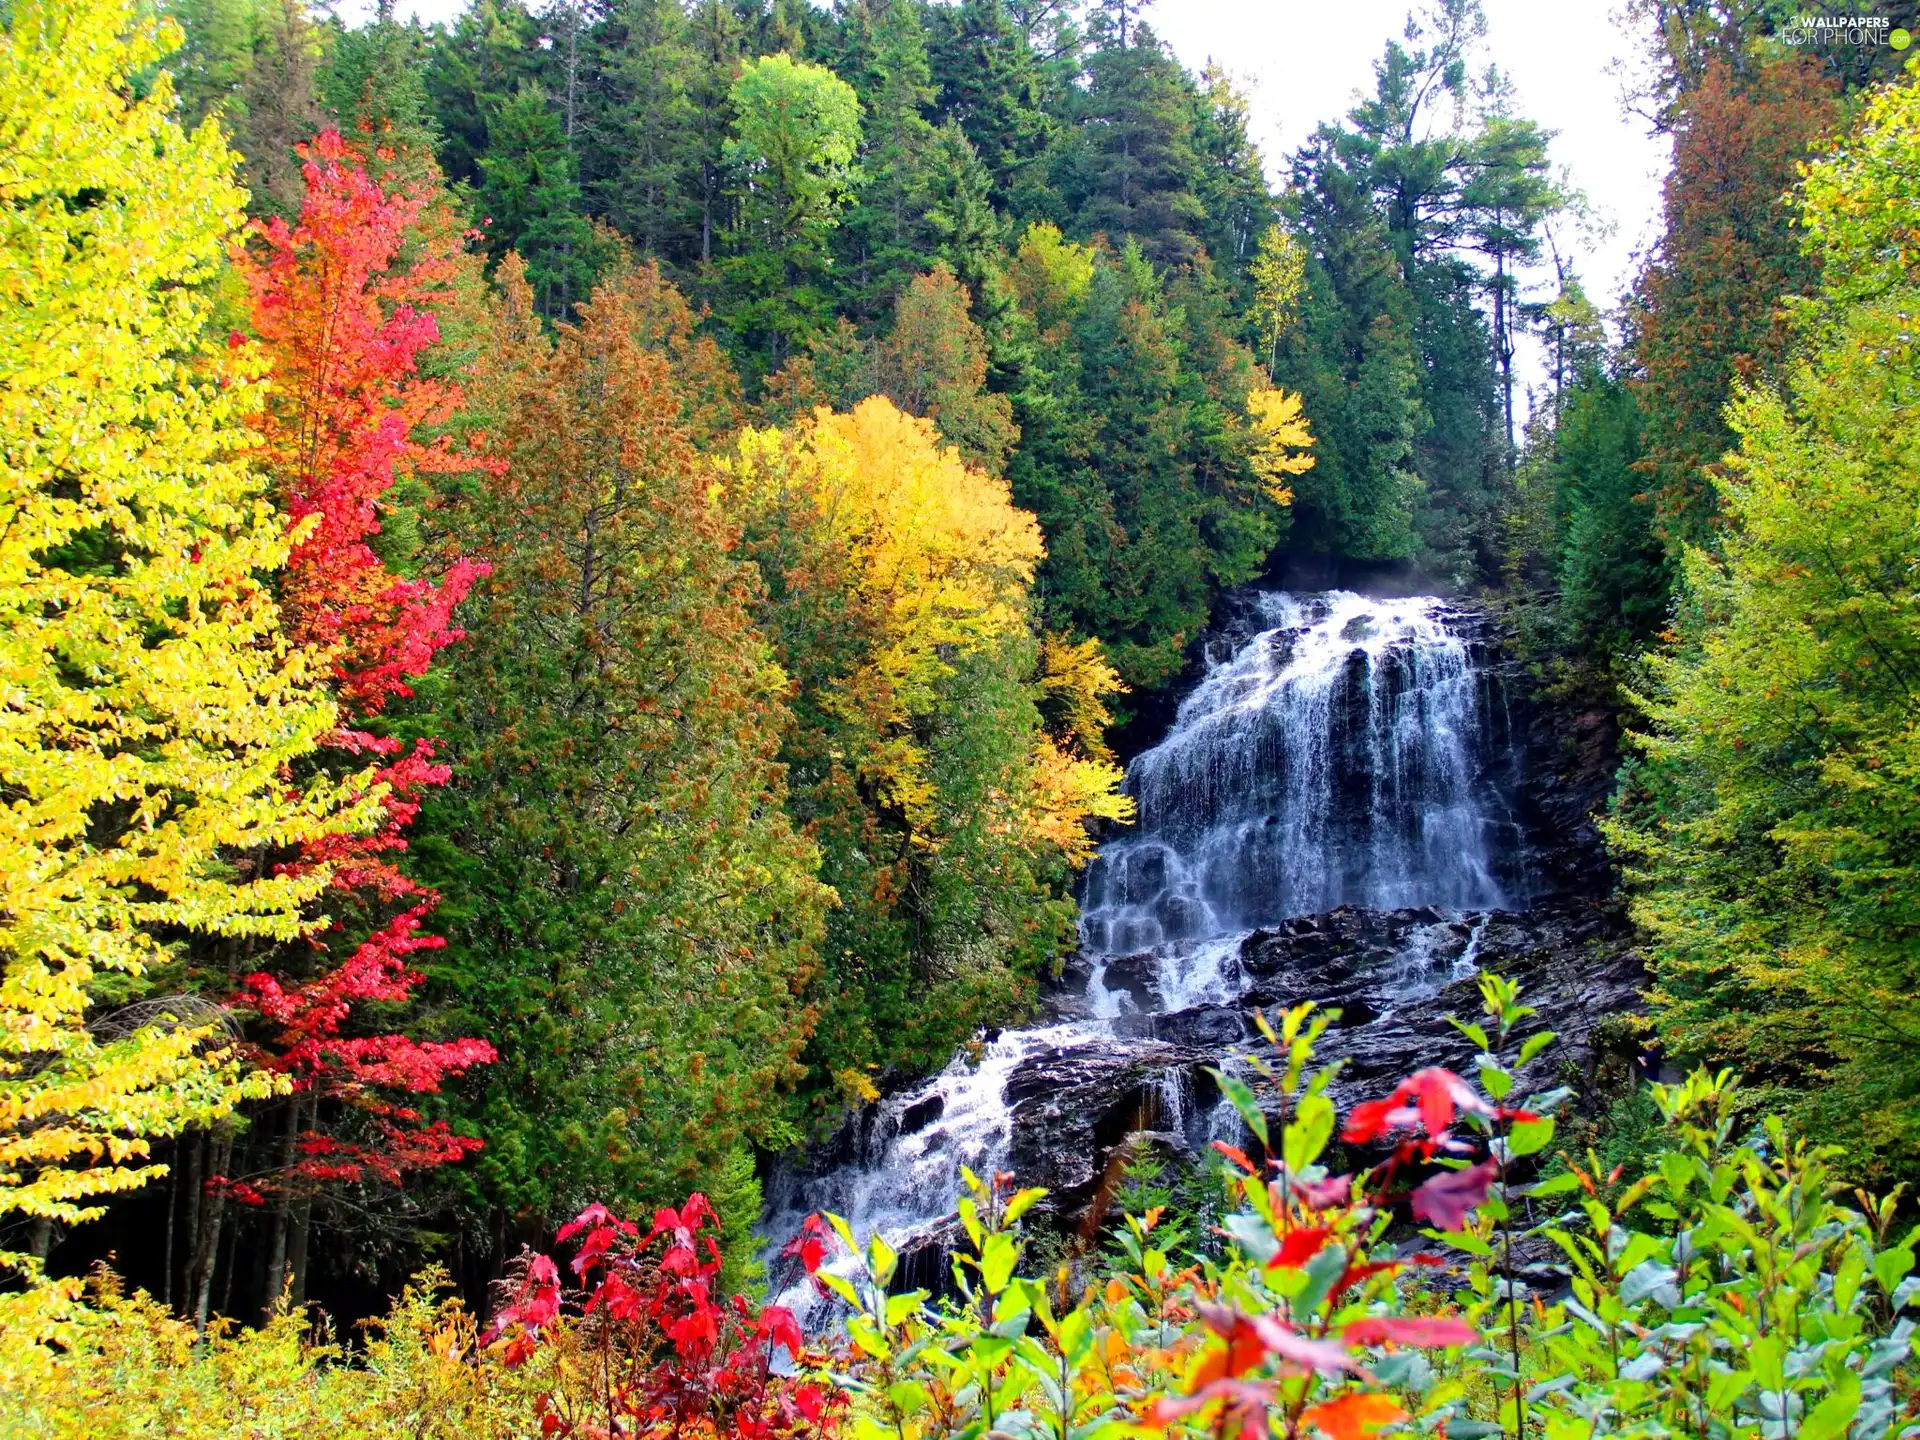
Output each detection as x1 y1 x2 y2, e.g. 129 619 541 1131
488 1197 842 1440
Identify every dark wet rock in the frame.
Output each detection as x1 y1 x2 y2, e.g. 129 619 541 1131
898 1094 944 1136
1098 951 1163 1011
992 895 1645 1231
1001 1037 1193 1208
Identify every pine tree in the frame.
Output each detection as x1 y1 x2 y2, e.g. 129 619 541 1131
835 0 941 319
926 0 1057 212
477 83 598 317
422 0 542 189
1063 11 1206 268
318 6 441 175
582 0 700 260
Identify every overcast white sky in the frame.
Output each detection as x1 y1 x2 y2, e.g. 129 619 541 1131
358 0 1670 402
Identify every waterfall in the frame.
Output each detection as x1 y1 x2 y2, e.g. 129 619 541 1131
1081 592 1505 958
762 592 1518 1318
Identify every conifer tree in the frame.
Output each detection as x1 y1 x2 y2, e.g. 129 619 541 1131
419 259 828 1231
1064 10 1205 268
1631 55 1837 550
477 83 597 317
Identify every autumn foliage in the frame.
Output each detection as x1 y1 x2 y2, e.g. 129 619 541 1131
0 0 385 1234
488 1196 837 1440
228 131 495 1206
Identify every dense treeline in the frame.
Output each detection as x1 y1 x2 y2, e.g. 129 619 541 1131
10 0 1920 1357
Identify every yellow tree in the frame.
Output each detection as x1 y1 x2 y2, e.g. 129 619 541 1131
719 397 1130 1092
0 0 379 1238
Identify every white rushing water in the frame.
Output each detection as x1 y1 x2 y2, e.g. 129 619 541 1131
762 592 1514 1320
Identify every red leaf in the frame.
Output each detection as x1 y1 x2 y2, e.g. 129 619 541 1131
758 1304 803 1359
1266 1225 1333 1270
1410 1159 1500 1231
1329 1259 1401 1301
1211 1140 1257 1173
1342 1315 1476 1348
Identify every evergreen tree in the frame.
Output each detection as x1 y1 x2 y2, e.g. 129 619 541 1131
1631 55 1837 550
926 0 1057 212
421 259 829 1232
834 0 941 319
1190 64 1276 298
1061 10 1206 269
476 83 597 317
580 0 701 260
422 0 542 189
318 6 440 171
1281 134 1426 563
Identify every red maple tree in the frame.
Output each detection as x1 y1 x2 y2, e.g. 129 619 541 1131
232 130 497 1207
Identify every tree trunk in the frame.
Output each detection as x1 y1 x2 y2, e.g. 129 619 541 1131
287 1195 313 1310
162 1150 179 1309
179 1133 204 1318
262 1099 300 1320
191 1130 233 1335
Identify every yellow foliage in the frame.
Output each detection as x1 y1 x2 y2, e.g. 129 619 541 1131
720 397 1044 827
1245 385 1316 507
1039 634 1129 765
0 1270 545 1438
1008 223 1096 340
718 397 1124 864
0 0 380 1229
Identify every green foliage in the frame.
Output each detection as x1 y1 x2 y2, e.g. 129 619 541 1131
1006 231 1284 691
476 84 599 317
1612 59 1920 1182
1550 374 1669 660
1496 1072 1918 1439
721 51 862 368
416 261 829 1221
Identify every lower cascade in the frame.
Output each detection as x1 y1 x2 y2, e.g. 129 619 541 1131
762 591 1615 1320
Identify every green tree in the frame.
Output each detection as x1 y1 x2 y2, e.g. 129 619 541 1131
419 260 829 1234
926 0 1057 212
721 51 862 370
318 6 439 173
1613 65 1920 1180
422 0 541 189
1550 374 1666 659
1060 9 1205 269
476 84 596 317
1007 235 1283 689
580 0 700 260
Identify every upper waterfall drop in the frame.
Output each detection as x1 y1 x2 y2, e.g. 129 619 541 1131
1079 592 1511 959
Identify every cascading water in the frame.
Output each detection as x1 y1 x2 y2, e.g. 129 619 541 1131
762 592 1519 1319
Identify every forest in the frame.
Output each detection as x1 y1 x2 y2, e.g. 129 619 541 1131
2 0 1919 1433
